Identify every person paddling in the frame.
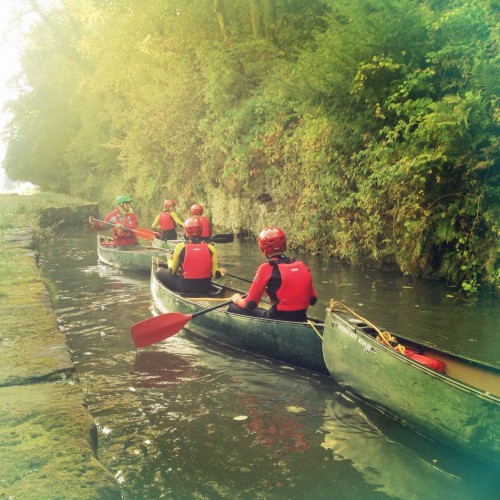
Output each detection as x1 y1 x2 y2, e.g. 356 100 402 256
89 195 139 249
152 199 184 241
228 227 317 322
156 217 225 294
190 203 212 242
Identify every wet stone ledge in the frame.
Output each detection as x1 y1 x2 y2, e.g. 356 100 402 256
38 204 99 227
0 196 120 499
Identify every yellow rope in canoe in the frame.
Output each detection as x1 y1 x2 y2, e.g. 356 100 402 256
307 320 323 340
329 299 405 354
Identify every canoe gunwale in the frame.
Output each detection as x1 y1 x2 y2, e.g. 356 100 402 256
152 235 183 249
329 310 500 401
331 309 500 387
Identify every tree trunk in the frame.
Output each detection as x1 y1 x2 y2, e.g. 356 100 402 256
248 0 263 38
262 0 276 41
213 0 230 39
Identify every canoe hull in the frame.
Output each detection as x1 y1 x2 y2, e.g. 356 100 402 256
323 309 500 462
152 236 180 249
97 236 169 272
151 264 327 373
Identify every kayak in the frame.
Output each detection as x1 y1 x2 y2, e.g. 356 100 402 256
97 235 173 272
150 260 327 373
323 301 500 463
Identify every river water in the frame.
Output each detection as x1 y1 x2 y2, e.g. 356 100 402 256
40 226 499 499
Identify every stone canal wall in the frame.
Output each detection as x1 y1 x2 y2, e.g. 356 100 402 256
0 193 121 499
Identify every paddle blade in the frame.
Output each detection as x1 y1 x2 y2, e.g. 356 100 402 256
133 227 155 241
131 312 193 348
210 233 234 243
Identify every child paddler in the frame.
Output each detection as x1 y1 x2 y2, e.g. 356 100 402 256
151 199 184 241
156 217 226 294
190 203 212 242
228 227 317 322
89 195 139 249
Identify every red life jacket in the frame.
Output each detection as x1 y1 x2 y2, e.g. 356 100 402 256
182 243 212 279
404 349 446 373
159 211 175 231
111 212 138 246
104 208 121 224
275 260 314 311
198 215 212 239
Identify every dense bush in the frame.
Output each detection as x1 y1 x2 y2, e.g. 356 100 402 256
5 0 498 291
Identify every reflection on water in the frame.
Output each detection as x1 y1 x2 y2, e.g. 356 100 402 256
322 393 462 499
321 390 499 499
39 227 500 499
132 351 197 387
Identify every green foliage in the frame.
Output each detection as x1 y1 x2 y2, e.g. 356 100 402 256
3 0 499 291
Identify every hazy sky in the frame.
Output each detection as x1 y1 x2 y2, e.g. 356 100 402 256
0 1 54 189
0 0 23 174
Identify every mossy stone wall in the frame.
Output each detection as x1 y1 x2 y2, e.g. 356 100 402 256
0 193 120 499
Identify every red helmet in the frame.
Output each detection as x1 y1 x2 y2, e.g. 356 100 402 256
184 217 203 238
190 203 204 216
163 199 176 209
257 227 286 257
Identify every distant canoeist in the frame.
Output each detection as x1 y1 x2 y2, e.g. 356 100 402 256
152 199 184 241
156 216 226 294
228 226 318 322
190 203 212 242
89 195 139 249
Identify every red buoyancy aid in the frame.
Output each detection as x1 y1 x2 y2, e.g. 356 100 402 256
275 260 315 311
104 208 122 224
111 212 138 246
199 215 212 239
182 243 212 279
159 211 175 231
404 349 446 373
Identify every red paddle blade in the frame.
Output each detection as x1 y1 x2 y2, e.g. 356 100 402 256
133 227 155 241
131 312 193 348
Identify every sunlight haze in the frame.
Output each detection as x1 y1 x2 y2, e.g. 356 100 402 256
0 0 22 188
0 0 53 191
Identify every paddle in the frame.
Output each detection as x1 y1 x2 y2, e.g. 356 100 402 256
131 298 237 348
224 271 252 284
210 233 234 244
90 217 155 241
157 233 234 244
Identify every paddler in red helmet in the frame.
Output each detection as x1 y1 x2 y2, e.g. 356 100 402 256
156 217 225 294
228 226 317 322
190 203 212 242
152 199 184 241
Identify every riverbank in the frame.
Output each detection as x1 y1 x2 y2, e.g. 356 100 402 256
0 193 121 498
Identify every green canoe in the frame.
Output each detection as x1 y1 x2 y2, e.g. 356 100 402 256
150 260 327 373
323 303 500 463
152 235 182 249
97 235 173 272
152 234 235 248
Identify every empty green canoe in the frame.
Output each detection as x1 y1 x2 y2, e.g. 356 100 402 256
323 304 500 464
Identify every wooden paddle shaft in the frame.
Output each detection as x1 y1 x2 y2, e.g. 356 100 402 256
225 272 252 284
91 217 154 240
191 299 234 318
